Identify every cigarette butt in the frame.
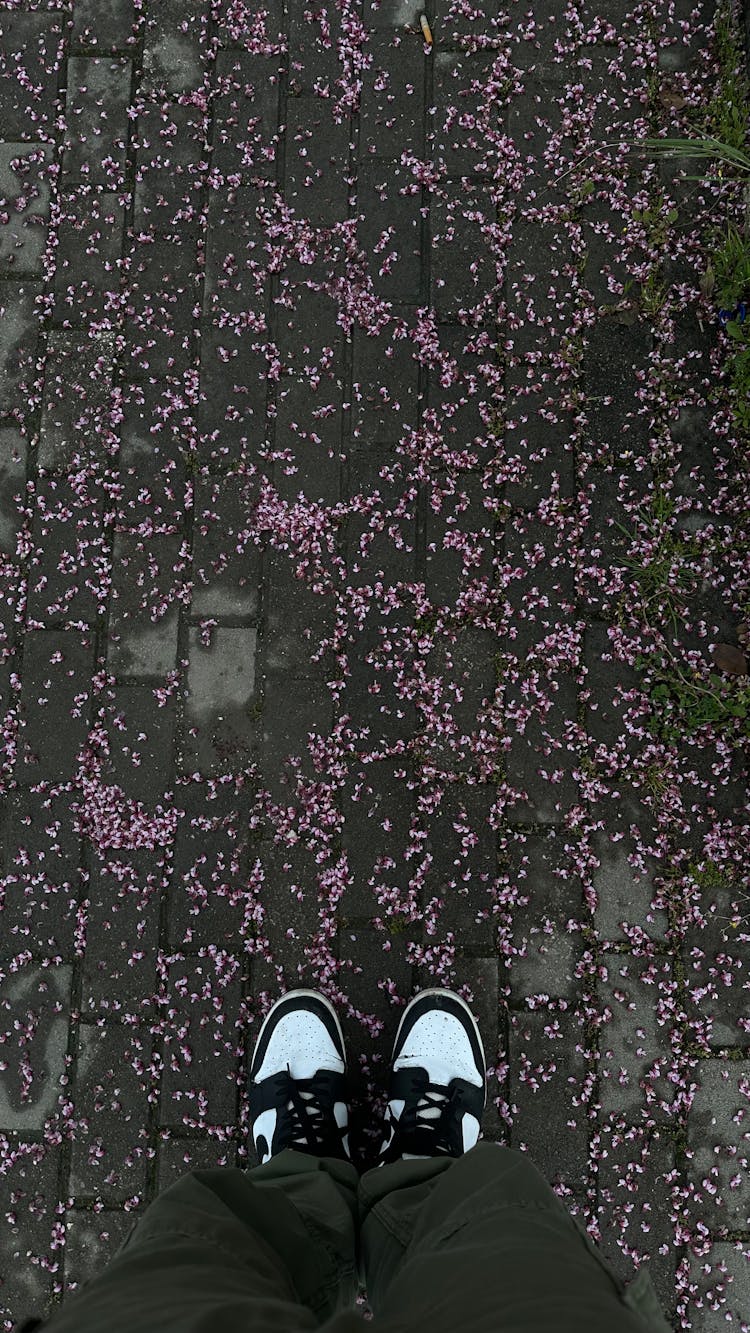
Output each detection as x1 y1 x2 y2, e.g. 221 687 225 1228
420 14 433 44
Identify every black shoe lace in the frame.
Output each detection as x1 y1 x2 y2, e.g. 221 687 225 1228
276 1067 345 1157
402 1072 466 1157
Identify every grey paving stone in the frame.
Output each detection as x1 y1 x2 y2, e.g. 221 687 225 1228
213 50 281 182
191 473 262 618
350 315 422 445
432 0 504 43
507 1008 590 1186
339 611 420 750
339 758 419 921
61 58 132 187
25 471 107 628
430 52 498 177
0 425 27 554
284 97 350 226
504 676 579 824
275 284 344 369
594 1126 678 1312
581 314 652 451
591 825 669 945
62 1210 135 1300
432 185 498 321
582 618 641 753
203 185 269 319
421 627 498 774
501 390 577 507
16 629 96 783
422 784 497 954
506 829 583 1001
71 0 139 53
0 1142 62 1325
132 101 206 234
362 0 423 29
116 378 189 528
81 852 163 1015
259 674 334 800
183 625 258 776
686 1059 750 1231
578 467 649 614
69 1022 153 1200
506 78 567 201
580 46 645 142
356 157 424 303
0 144 54 277
141 0 206 96
0 12 65 140
287 6 343 93
160 956 243 1128
0 282 42 414
157 1134 237 1191
273 381 345 505
510 0 579 78
359 32 425 158
38 329 116 470
581 198 639 307
683 896 750 1048
214 0 284 48
250 836 330 984
425 324 492 461
168 785 254 951
0 964 72 1132
123 227 197 380
683 1240 750 1333
263 551 336 678
1 789 83 962
344 451 414 575
197 318 269 465
595 955 679 1122
99 683 178 805
52 190 126 326
424 472 495 606
108 531 183 678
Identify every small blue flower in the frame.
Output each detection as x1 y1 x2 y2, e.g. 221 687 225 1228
718 301 748 327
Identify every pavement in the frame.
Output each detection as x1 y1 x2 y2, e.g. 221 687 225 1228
0 0 749 1329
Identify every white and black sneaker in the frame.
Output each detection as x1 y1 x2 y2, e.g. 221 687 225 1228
249 989 353 1166
376 988 486 1166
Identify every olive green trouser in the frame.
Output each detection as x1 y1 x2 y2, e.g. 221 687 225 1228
29 1142 672 1333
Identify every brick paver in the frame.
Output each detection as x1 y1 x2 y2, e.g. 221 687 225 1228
1 1 748 1330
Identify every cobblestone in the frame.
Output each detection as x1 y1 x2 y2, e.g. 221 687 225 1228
1 2 748 1329
0 144 54 277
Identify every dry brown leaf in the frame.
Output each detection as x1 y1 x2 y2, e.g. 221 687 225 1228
737 621 750 649
711 643 748 676
615 306 639 326
659 85 688 110
699 264 716 299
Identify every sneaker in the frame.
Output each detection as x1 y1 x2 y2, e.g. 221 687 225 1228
376 988 486 1166
248 989 352 1165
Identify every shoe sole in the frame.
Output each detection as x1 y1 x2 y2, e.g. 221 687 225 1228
391 987 486 1088
250 988 347 1076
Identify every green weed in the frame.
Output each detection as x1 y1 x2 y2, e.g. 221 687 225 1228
636 654 750 742
615 495 703 632
707 222 750 307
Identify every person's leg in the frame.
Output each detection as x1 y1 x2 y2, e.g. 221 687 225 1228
34 1149 364 1333
356 1141 673 1333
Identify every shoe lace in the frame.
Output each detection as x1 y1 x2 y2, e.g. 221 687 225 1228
406 1072 465 1156
277 1066 344 1155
